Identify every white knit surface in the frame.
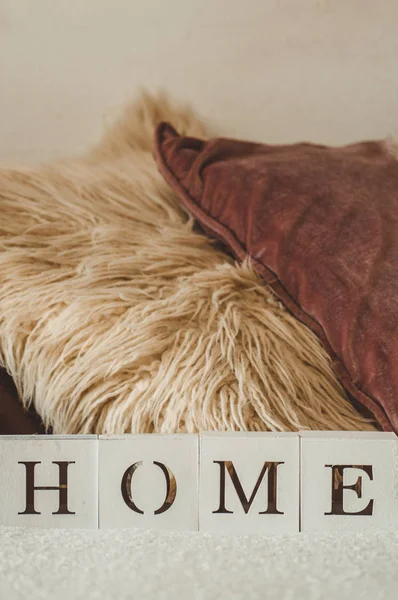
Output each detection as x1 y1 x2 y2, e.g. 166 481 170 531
0 527 397 600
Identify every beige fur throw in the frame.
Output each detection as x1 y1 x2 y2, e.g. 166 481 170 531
0 93 375 434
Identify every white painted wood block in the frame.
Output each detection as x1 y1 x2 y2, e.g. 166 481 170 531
300 431 398 532
0 435 98 529
99 434 199 530
199 432 300 534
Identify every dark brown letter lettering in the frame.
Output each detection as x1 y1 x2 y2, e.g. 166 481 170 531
121 461 177 515
18 461 75 515
325 465 374 516
213 461 284 515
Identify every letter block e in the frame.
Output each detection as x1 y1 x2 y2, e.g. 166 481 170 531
300 431 398 532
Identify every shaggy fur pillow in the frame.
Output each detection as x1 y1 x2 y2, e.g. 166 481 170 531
0 93 374 434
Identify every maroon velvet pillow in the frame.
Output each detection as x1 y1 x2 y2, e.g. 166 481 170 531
154 122 398 433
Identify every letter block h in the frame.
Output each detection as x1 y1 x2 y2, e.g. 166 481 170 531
0 435 98 529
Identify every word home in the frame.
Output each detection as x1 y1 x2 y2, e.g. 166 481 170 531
0 431 396 532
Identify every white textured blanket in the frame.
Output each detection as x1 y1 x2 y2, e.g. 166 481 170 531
0 527 397 600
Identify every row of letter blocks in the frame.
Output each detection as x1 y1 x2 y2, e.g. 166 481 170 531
1 431 397 533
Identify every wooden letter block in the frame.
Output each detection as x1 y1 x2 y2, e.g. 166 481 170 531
0 435 98 529
99 434 199 530
199 432 299 534
300 431 398 532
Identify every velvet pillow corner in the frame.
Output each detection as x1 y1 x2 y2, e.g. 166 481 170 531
154 122 398 433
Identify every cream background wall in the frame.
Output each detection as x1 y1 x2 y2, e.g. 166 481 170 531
0 0 397 164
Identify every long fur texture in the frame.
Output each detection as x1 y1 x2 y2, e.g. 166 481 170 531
0 92 375 433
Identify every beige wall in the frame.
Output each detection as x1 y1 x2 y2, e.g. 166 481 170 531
0 0 397 164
